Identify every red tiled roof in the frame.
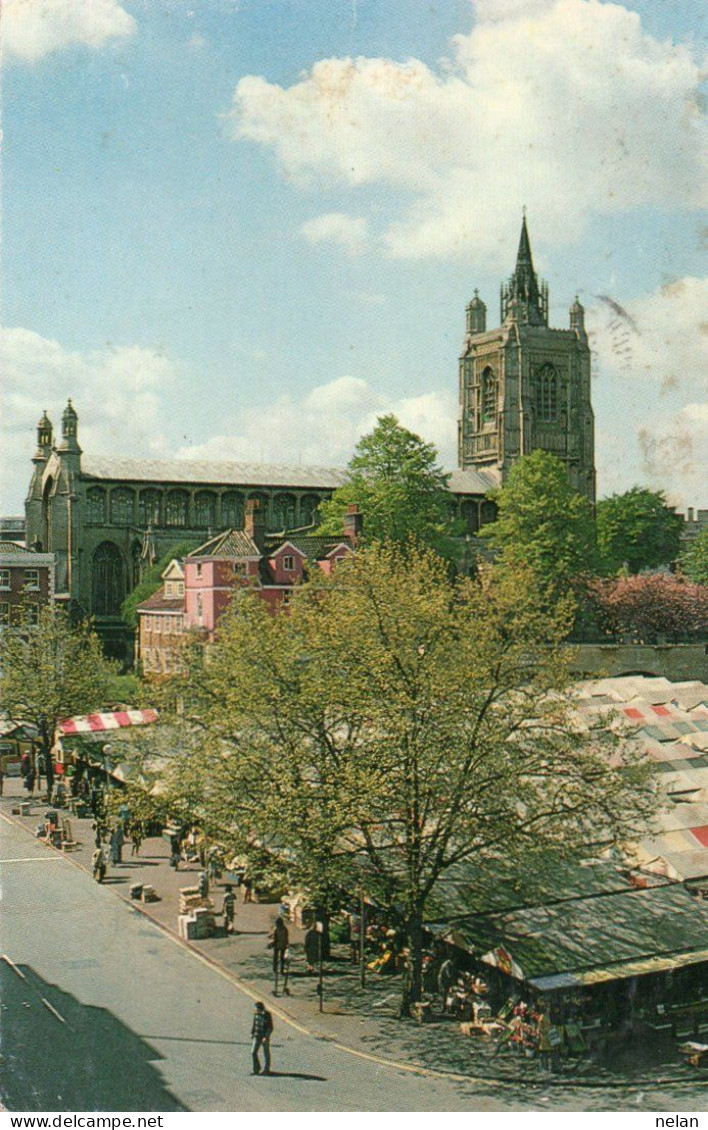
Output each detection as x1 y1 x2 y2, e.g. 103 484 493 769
136 592 185 613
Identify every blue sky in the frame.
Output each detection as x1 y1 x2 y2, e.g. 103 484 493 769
1 0 706 513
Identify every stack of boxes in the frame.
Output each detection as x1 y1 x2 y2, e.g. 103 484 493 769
177 885 217 940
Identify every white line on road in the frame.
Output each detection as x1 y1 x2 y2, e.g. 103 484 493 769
0 856 62 864
1 954 26 979
41 997 66 1024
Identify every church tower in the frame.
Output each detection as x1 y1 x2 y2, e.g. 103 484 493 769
458 216 596 502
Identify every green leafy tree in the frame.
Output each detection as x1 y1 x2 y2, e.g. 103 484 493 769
317 415 456 552
173 546 655 1015
121 541 199 629
680 527 708 585
482 450 596 596
596 487 683 575
0 604 117 764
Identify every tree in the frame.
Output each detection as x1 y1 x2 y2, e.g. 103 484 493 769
317 415 456 552
482 450 596 596
0 604 117 764
596 487 683 575
174 546 655 1015
680 527 708 585
586 573 708 643
121 540 200 629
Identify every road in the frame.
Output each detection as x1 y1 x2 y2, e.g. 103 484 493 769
0 815 518 1113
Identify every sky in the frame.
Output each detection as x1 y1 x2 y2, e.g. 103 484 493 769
1 0 706 515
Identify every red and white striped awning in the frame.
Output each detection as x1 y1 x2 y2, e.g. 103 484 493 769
58 709 159 735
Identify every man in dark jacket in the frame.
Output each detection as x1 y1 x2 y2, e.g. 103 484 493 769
250 1001 274 1075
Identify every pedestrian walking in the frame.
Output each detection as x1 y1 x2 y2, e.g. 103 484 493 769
130 821 143 856
270 917 289 976
242 876 253 903
169 834 181 870
222 886 236 934
250 1002 274 1075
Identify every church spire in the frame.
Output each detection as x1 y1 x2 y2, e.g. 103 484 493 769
501 213 548 326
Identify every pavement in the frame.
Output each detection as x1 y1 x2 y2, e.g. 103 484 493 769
2 776 707 1112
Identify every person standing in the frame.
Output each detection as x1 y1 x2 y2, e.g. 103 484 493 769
222 886 236 935
270 917 289 977
45 755 54 802
250 1001 273 1075
242 876 253 903
109 824 124 865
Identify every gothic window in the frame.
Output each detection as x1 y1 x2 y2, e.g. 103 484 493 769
221 492 244 528
110 488 134 526
165 490 189 527
299 495 321 527
138 490 162 528
92 542 125 616
86 487 106 524
194 492 216 528
273 494 296 531
536 363 558 422
482 367 497 425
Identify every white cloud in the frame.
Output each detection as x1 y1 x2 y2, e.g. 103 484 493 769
0 327 175 511
2 0 135 63
300 212 370 254
587 277 708 508
227 0 705 263
177 375 458 471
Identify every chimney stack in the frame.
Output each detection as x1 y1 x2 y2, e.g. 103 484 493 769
343 503 363 546
244 498 266 549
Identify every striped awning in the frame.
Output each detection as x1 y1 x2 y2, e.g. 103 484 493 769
57 709 158 735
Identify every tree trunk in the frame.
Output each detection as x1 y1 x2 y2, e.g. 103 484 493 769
399 911 424 1019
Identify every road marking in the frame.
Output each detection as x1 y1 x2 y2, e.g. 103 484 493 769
1 954 26 980
0 856 62 864
41 997 66 1024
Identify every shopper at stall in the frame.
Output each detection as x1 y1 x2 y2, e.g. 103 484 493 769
438 954 456 1013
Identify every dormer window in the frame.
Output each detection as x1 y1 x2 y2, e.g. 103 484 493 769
0 570 9 590
283 555 295 572
233 561 247 577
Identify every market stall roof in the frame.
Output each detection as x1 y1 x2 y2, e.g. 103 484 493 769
451 882 708 989
58 709 158 735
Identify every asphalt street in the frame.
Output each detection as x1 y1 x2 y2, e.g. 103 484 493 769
0 814 520 1113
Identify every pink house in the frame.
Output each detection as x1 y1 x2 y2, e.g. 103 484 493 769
183 500 358 639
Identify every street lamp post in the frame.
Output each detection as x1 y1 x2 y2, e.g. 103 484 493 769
316 920 324 1012
102 744 111 795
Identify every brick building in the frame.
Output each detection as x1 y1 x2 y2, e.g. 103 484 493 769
0 542 55 629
